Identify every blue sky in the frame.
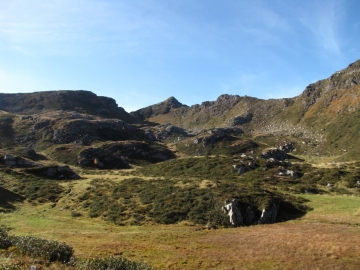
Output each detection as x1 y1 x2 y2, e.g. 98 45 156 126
1 0 359 112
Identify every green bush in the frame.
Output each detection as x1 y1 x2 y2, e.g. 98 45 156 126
71 211 83 217
88 195 110 218
0 227 13 249
107 203 125 224
1 229 153 269
78 255 154 270
12 235 74 263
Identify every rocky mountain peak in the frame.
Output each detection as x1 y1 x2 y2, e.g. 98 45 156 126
165 96 183 107
131 96 187 120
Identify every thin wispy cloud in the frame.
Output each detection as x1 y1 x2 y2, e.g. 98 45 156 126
299 0 343 55
0 0 179 56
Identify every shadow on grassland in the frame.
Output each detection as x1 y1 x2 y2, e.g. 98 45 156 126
0 186 24 212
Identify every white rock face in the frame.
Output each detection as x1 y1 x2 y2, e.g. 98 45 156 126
222 200 243 227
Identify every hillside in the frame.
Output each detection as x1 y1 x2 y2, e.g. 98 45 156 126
0 90 140 124
1 60 360 269
131 59 360 160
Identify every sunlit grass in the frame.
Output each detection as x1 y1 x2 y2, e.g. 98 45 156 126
299 194 360 225
1 192 360 269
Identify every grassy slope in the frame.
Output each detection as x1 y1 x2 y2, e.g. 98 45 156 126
1 194 360 269
299 194 360 225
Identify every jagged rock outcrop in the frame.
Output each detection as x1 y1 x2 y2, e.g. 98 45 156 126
237 166 246 175
222 199 279 226
232 159 258 175
261 143 294 161
244 207 255 226
221 199 243 227
261 148 288 161
278 166 299 178
258 202 279 224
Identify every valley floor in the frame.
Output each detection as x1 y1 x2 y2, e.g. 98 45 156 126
1 194 360 269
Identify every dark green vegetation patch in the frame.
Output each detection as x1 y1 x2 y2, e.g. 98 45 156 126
0 227 73 263
0 166 64 207
78 175 308 227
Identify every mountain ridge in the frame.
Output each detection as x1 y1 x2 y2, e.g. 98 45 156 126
0 90 140 124
1 59 360 162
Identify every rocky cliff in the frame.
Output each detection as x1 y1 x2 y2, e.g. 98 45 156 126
0 90 139 123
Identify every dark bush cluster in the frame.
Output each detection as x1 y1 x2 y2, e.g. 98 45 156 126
135 156 241 180
0 227 12 249
23 180 64 203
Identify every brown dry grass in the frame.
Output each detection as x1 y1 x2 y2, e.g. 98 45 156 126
2 195 360 269
70 223 360 269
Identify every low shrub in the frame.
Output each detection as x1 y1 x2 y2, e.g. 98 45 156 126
12 235 74 263
0 227 13 249
1 229 153 269
71 211 82 217
78 255 154 270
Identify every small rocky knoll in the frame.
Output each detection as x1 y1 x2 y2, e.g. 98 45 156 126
25 166 81 180
16 111 147 148
192 127 244 146
1 153 37 167
175 127 256 156
261 143 294 161
141 122 190 142
77 141 175 169
0 150 80 180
